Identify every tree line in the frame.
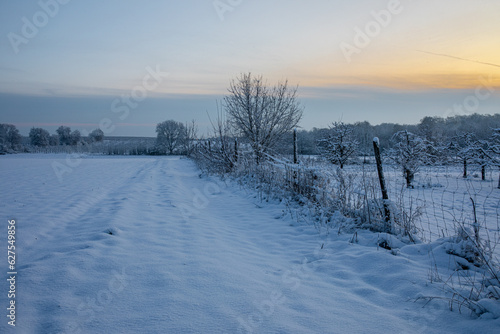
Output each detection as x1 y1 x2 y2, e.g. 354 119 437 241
0 124 104 153
293 114 500 156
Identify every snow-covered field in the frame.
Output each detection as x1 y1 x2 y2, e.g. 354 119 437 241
1 154 499 333
370 164 500 245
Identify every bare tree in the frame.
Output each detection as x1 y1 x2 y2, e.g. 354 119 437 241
89 128 105 143
474 139 493 181
224 73 303 163
491 128 500 188
29 127 50 147
452 132 493 181
156 120 186 155
70 130 81 146
182 120 198 156
389 130 431 188
49 134 59 146
194 109 236 173
449 132 477 178
56 126 72 145
318 121 359 169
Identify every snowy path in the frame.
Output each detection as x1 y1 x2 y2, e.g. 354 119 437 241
1 155 499 333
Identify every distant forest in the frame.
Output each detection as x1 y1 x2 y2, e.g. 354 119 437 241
281 113 500 155
1 113 500 156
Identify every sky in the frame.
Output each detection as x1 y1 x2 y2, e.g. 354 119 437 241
0 0 499 137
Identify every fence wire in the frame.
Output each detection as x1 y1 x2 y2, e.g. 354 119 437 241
234 153 500 259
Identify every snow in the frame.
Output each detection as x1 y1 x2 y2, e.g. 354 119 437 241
1 154 499 333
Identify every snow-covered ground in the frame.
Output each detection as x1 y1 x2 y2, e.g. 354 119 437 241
320 162 500 248
1 154 499 333
373 164 499 245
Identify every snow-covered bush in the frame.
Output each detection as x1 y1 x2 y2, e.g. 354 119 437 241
191 111 237 175
317 121 359 169
193 139 236 175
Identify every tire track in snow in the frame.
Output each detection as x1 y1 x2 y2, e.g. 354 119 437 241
110 157 317 333
15 158 160 333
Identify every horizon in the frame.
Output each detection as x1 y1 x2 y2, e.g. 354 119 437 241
9 110 500 139
1 0 499 136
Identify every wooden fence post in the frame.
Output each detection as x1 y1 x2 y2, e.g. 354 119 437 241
373 137 391 231
293 129 298 164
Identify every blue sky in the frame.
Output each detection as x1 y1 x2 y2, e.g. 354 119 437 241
1 0 499 136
